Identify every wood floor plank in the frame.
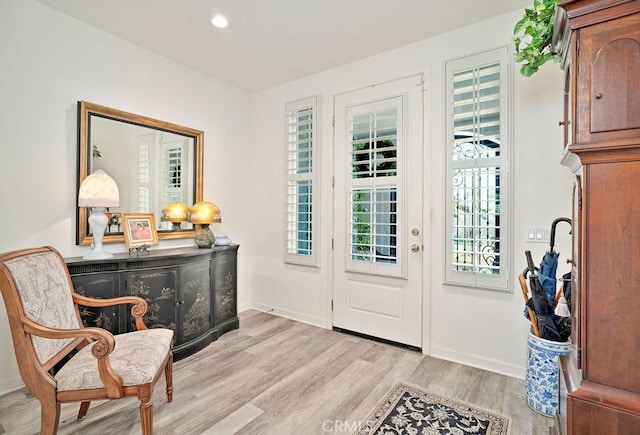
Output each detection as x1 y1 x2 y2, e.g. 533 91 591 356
201 404 263 435
345 351 424 426
0 310 554 434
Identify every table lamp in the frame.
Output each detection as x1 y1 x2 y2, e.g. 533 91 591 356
188 201 221 248
78 169 120 259
161 201 190 230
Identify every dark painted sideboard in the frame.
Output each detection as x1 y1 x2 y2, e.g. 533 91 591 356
65 245 239 361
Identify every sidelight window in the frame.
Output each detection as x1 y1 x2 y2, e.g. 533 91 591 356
445 47 512 291
285 96 320 266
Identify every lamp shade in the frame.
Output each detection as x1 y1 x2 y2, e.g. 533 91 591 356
78 169 120 207
188 201 222 224
161 201 190 222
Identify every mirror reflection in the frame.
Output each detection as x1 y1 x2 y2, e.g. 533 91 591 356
90 117 195 231
77 101 203 246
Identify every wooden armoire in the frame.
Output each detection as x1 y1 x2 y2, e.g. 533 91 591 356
552 0 640 433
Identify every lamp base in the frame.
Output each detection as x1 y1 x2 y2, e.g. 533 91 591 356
85 207 113 259
194 224 215 248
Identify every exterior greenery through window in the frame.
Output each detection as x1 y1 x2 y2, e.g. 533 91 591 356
285 96 319 266
445 47 511 291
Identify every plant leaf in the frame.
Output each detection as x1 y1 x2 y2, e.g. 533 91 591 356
512 0 560 77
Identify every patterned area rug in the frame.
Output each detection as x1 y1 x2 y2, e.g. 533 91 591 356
354 382 510 435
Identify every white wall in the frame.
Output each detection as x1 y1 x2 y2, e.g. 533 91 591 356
248 10 574 378
0 0 253 393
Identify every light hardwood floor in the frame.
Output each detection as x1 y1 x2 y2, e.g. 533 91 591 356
0 310 554 434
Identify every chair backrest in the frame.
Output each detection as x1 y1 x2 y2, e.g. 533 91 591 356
0 247 81 366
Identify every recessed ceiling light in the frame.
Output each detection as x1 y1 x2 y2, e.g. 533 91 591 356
211 15 228 29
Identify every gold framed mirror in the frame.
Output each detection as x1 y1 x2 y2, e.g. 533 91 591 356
77 101 203 246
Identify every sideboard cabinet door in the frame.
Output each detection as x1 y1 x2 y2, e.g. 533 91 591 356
127 268 178 332
69 271 123 335
212 245 239 337
179 259 211 344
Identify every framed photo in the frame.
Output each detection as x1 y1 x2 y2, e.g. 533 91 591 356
122 213 159 249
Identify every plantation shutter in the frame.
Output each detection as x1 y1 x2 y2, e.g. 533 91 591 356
345 96 404 278
349 107 399 265
285 96 320 266
445 47 511 291
138 135 151 213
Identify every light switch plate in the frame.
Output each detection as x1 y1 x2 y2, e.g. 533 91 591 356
526 226 551 243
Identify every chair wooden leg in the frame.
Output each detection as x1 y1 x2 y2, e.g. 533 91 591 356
140 401 153 435
77 401 91 419
165 353 174 402
139 387 153 435
40 401 61 435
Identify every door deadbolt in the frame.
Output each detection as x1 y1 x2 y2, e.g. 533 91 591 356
411 228 420 236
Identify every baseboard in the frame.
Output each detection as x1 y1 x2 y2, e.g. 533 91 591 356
237 302 252 314
430 345 525 380
0 376 24 397
248 303 327 329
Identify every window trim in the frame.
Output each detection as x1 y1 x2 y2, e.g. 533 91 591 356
443 46 513 292
284 95 321 267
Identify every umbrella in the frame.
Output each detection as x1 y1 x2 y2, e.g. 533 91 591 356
538 217 572 305
518 272 540 337
560 270 572 310
525 250 561 341
553 270 573 341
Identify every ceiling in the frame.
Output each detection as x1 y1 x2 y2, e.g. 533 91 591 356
35 0 530 92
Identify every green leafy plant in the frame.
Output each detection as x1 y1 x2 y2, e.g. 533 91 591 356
513 0 559 77
351 190 371 260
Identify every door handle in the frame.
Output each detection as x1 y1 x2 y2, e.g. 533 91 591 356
411 244 420 252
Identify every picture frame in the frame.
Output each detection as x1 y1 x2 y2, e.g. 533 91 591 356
122 213 159 249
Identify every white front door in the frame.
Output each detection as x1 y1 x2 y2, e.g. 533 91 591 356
333 75 424 348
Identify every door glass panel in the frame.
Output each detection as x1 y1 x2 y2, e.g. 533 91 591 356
350 186 397 263
351 109 398 178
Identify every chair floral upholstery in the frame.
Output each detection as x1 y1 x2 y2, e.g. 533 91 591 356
55 329 173 391
5 251 82 364
0 246 174 435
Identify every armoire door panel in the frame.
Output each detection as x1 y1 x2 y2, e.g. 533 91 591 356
577 12 640 144
584 162 640 391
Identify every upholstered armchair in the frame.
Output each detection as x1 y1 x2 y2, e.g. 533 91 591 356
0 246 174 434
